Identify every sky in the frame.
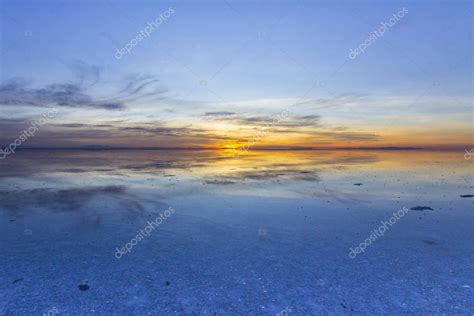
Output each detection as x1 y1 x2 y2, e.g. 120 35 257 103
0 0 472 149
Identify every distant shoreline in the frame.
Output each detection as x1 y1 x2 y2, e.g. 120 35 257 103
2 146 466 152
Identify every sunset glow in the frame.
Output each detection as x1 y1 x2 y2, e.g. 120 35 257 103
0 0 472 314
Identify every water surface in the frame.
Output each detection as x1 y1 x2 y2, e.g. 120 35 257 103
1 150 472 314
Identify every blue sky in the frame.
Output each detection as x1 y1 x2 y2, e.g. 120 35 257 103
0 0 472 148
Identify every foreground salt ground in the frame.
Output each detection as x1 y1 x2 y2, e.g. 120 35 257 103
0 150 472 314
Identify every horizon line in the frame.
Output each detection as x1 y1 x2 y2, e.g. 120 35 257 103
2 145 469 151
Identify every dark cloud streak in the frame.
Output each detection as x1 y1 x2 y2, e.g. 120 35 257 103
0 79 125 110
0 71 167 111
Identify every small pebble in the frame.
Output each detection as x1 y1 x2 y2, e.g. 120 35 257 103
79 283 90 291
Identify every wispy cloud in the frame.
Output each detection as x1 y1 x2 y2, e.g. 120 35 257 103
0 79 125 110
0 69 167 111
204 111 236 117
203 112 321 128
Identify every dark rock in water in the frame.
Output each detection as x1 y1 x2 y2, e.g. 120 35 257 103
422 240 438 245
79 283 90 291
460 194 474 198
9 219 15 222
165 281 170 286
13 278 23 284
410 206 433 211
353 183 363 186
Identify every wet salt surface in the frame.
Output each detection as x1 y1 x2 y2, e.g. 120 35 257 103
0 150 473 314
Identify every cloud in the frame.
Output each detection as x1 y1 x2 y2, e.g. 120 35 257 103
55 123 90 128
204 111 236 117
50 122 208 138
120 74 161 96
121 126 202 137
0 185 127 213
0 185 170 221
204 112 321 128
0 70 167 111
309 131 380 142
69 60 101 87
0 79 125 110
21 120 238 147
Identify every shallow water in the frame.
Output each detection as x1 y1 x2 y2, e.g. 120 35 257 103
0 150 473 314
